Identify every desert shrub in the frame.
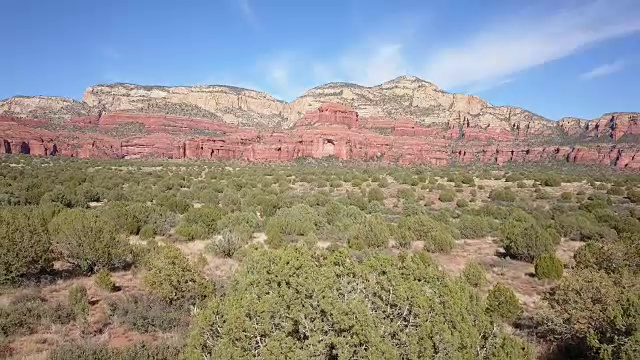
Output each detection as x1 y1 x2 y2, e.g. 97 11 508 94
143 245 214 305
217 211 260 235
175 223 207 241
180 206 224 237
573 234 640 275
209 229 244 258
347 214 391 250
396 215 455 253
156 193 191 214
397 187 415 201
49 342 182 360
516 181 527 188
607 186 626 196
534 254 563 280
68 284 90 321
456 198 469 208
265 227 286 249
456 215 495 238
628 189 640 203
559 191 574 201
489 188 517 202
538 269 639 359
49 209 132 274
542 176 562 187
505 173 525 182
101 202 159 235
500 214 558 262
94 269 116 292
534 188 551 199
460 174 475 185
462 261 486 288
107 293 189 333
138 224 155 240
183 247 533 359
0 207 52 285
265 204 319 237
554 212 617 242
438 190 456 202
486 283 522 322
0 291 75 338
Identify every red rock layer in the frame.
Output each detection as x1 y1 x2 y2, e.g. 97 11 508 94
1 104 639 169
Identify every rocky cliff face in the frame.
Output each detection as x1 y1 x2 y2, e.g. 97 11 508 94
0 76 638 168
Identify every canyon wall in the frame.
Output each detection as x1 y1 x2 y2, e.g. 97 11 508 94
0 76 638 168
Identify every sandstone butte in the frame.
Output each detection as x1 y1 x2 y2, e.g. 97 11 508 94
0 76 638 169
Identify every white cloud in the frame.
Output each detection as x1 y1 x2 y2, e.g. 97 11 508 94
236 0 257 27
340 43 408 86
580 61 625 79
421 1 640 89
244 0 640 98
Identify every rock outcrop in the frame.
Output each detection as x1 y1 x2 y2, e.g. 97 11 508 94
1 100 638 169
0 76 638 169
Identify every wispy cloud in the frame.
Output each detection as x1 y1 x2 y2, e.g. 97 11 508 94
580 61 625 79
421 1 640 89
236 0 257 27
239 0 640 98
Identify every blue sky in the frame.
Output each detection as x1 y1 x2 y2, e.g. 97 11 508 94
1 0 638 120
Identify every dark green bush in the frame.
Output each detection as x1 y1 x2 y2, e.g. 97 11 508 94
347 214 391 250
396 215 455 253
486 283 522 322
456 215 495 239
49 209 132 274
183 247 533 359
573 234 639 275
143 245 214 305
539 269 639 359
505 174 525 182
500 214 558 262
489 188 517 202
628 189 640 203
0 207 52 285
542 177 562 187
462 261 486 287
265 204 319 237
397 187 415 201
456 198 469 208
534 253 563 280
180 206 224 237
156 193 191 214
438 190 456 202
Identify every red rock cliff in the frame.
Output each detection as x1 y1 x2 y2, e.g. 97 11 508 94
1 103 639 169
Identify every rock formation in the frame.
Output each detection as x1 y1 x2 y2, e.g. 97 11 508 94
0 76 638 169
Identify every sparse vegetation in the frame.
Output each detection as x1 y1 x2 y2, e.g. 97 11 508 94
0 157 638 359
